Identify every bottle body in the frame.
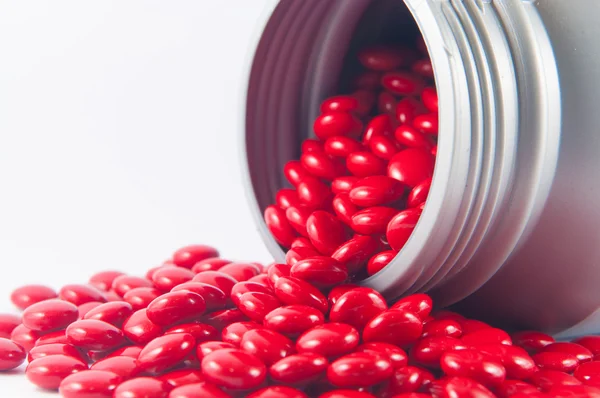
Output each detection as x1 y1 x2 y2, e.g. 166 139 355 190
241 0 600 336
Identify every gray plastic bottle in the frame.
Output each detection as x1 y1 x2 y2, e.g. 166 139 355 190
240 0 600 338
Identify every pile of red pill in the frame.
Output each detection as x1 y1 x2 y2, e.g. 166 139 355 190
1 41 599 398
264 40 437 280
0 243 598 397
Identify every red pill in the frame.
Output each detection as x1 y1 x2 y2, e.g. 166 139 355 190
325 136 364 158
237 292 281 322
395 97 426 125
28 343 85 363
171 282 228 310
264 305 324 336
391 294 433 319
356 342 408 369
201 348 267 390
372 136 401 162
330 287 387 330
302 139 325 154
359 46 407 71
307 211 348 255
429 376 495 398
574 360 600 385
434 310 466 322
394 124 432 150
412 59 434 78
410 336 467 368
440 349 506 387
137 333 195 374
34 330 68 347
529 369 582 391
222 322 263 346
286 206 312 237
240 328 294 365
422 319 462 338
386 208 422 251
59 284 107 306
388 148 435 187
331 235 379 274
22 299 79 332
332 176 360 194
122 309 162 345
191 258 231 274
542 342 593 363
573 336 600 359
367 250 396 275
231 282 272 307
26 354 87 390
353 71 381 90
378 91 398 114
146 291 205 326
460 319 491 334
89 271 125 292
91 356 140 379
495 380 540 398
301 152 343 180
351 206 399 235
172 244 219 269
247 274 271 287
314 112 363 141
284 160 312 187
321 95 361 114
276 189 301 211
286 246 321 266
219 263 260 282
512 330 555 353
413 116 438 141
152 267 195 292
328 352 393 388
297 178 332 209
350 176 405 207
197 341 236 361
111 275 153 297
0 338 25 370
77 301 103 319
296 323 359 358
0 314 20 339
477 344 537 380
59 370 122 398
385 365 434 395
333 193 359 226
407 178 432 208
66 319 125 351
169 382 230 398
123 287 162 311
113 377 171 398
192 271 237 295
363 114 393 145
347 152 387 177
269 352 328 384
274 276 328 313
421 87 438 112
533 351 579 372
290 257 348 287
84 301 133 328
158 369 204 388
363 310 422 347
264 205 297 248
165 322 218 344
267 263 291 288
10 284 58 310
249 386 308 398
382 72 425 96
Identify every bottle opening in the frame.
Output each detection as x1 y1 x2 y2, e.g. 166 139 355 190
244 0 443 288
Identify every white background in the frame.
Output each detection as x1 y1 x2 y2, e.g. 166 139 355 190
0 1 276 395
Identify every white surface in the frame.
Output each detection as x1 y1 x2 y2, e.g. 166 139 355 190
0 1 275 396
